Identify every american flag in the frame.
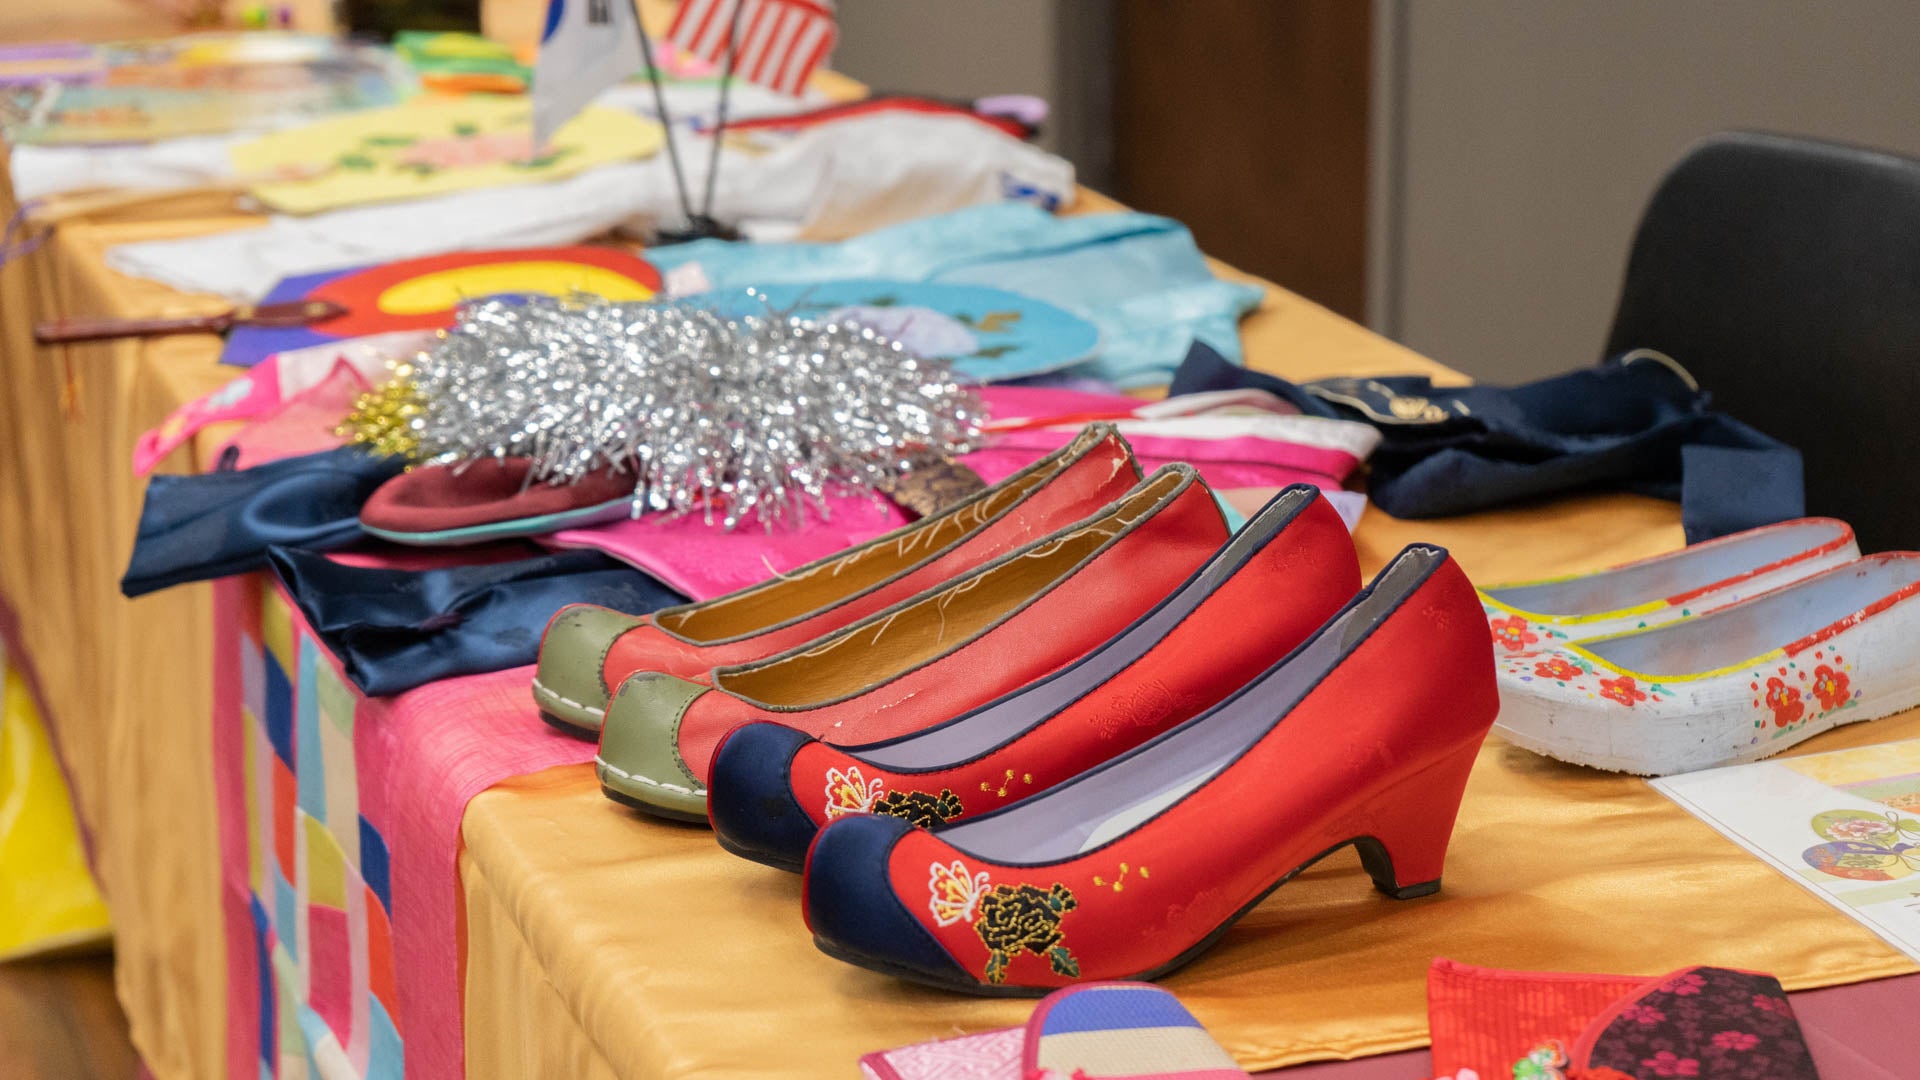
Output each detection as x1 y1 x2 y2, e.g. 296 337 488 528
668 0 838 97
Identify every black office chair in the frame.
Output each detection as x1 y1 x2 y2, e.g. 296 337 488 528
1604 131 1920 552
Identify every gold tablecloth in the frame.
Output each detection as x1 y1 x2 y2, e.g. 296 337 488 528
2 173 1915 1080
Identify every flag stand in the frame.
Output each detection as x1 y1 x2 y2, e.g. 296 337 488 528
636 3 742 244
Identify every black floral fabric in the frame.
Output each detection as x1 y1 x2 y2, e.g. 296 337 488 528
1582 967 1818 1079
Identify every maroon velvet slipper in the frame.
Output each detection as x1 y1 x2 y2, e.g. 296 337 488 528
359 459 636 545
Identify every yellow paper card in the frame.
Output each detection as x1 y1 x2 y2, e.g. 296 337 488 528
233 97 663 215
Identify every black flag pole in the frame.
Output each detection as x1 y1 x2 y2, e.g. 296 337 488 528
633 9 735 242
699 0 749 222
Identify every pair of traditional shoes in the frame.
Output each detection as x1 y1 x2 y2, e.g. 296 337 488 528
531 423 1501 992
1481 518 1920 775
534 425 1219 804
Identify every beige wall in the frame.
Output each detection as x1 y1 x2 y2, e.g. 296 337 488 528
833 0 1056 109
1374 1 1920 383
829 0 1111 175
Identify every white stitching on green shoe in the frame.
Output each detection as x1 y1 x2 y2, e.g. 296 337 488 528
594 755 708 796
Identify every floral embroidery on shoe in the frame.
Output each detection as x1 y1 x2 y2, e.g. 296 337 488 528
927 859 991 927
1091 862 1147 892
873 788 964 827
1762 677 1805 727
978 769 1035 799
974 882 1079 984
1599 675 1647 707
1490 615 1539 653
1095 679 1204 737
1534 656 1583 682
1711 1029 1758 1051
926 859 1081 984
1810 664 1851 710
824 765 885 818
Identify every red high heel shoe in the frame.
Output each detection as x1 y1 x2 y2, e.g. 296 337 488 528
706 485 1361 870
531 425 1140 734
801 545 1498 994
595 464 1230 820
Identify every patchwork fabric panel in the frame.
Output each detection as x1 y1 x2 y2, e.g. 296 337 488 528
218 575 403 1080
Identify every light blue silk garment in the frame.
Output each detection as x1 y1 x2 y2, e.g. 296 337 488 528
650 204 1264 388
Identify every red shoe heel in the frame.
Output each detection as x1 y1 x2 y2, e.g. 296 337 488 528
804 545 1503 992
1354 742 1483 900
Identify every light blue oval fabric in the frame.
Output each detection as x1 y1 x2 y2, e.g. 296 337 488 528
650 204 1263 388
710 279 1099 383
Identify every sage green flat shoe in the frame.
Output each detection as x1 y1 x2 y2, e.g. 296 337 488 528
596 672 712 820
532 605 649 736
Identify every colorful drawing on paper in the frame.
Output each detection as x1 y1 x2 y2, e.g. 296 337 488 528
0 34 408 144
708 280 1099 383
1787 741 1920 881
1653 737 1920 964
219 246 663 368
1800 810 1920 881
230 97 663 214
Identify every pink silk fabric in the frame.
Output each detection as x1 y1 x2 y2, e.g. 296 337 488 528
550 385 1369 600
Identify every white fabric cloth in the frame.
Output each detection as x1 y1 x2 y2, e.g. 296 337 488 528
104 111 1074 300
10 135 242 203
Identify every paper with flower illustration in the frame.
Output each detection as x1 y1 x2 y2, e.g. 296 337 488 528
1654 738 1920 962
231 97 664 214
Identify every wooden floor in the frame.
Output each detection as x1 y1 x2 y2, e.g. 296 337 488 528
0 953 138 1079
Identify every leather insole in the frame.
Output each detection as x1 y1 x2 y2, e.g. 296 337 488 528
715 469 1189 708
655 431 1100 642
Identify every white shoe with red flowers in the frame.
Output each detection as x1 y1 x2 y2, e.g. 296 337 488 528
1481 519 1855 657
1493 554 1920 775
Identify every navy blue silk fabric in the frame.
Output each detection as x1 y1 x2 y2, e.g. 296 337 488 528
1170 344 1803 542
266 545 684 697
122 447 404 598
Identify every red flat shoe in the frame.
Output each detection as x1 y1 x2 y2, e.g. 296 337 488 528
595 464 1230 820
801 544 1498 993
531 425 1140 734
706 485 1361 870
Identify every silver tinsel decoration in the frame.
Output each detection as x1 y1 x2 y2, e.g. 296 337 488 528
403 295 982 529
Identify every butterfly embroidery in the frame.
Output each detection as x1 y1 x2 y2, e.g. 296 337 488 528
927 859 992 927
824 765 885 818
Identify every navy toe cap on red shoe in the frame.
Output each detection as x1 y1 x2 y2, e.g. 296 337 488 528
709 721 820 872
804 814 970 986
